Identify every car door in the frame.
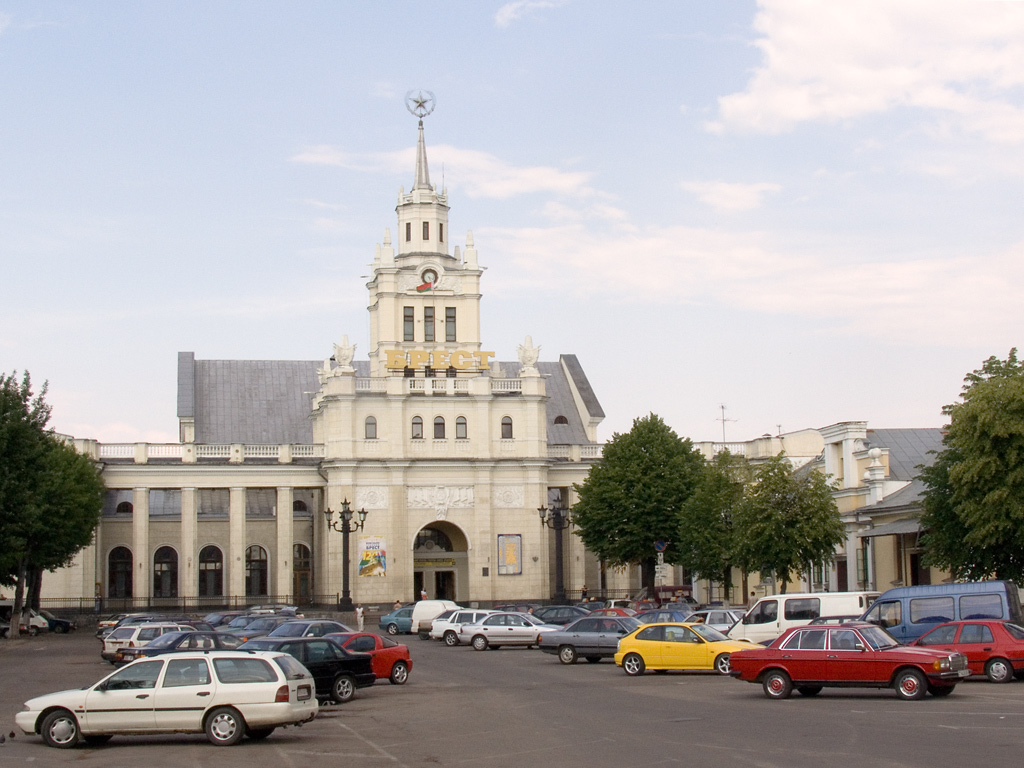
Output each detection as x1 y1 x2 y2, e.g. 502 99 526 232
569 619 601 654
660 625 708 670
825 628 879 682
952 623 996 676
505 614 534 644
596 619 630 656
152 658 213 730
83 659 163 732
777 628 829 682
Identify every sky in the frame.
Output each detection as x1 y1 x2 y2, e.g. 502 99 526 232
3 0 1024 446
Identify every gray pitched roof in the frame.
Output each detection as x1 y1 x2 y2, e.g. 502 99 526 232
866 428 944 480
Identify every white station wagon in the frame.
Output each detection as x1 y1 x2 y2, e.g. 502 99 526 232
16 650 318 748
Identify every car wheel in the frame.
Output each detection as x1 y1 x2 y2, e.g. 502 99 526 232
928 684 955 697
985 657 1013 684
762 670 793 700
30 626 40 637
471 635 488 651
41 709 81 749
443 631 459 646
247 727 276 740
713 653 731 675
585 656 601 664
54 624 69 634
622 653 646 676
558 645 578 665
418 631 430 640
386 623 399 636
205 706 246 746
796 685 823 697
893 669 927 701
331 674 357 703
390 661 409 685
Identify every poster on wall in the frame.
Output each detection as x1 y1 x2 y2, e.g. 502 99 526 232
358 537 387 577
497 534 522 575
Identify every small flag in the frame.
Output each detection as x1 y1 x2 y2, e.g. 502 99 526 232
416 282 434 292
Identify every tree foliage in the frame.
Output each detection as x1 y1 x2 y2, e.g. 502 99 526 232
1 372 104 637
920 349 1024 582
732 455 844 593
677 450 750 595
573 413 705 595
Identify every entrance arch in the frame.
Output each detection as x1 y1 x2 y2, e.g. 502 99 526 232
413 522 469 603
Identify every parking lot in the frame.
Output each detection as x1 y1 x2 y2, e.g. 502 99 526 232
3 628 1024 767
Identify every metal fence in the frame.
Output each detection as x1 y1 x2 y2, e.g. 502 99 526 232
38 595 341 615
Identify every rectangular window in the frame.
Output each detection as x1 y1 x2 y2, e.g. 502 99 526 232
424 307 434 341
446 307 456 342
422 221 429 240
783 598 820 621
103 489 134 517
960 594 1003 620
148 489 181 518
909 596 954 624
405 222 411 242
245 488 276 519
439 222 444 242
404 306 415 341
198 489 230 519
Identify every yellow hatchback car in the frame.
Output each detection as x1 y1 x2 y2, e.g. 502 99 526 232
614 622 760 676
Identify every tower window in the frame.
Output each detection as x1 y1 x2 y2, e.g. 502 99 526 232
434 416 446 440
456 416 467 439
404 306 415 341
439 222 444 242
412 416 423 440
365 416 377 440
424 306 434 342
554 415 569 425
406 222 411 242
423 221 430 240
446 307 456 342
501 416 514 439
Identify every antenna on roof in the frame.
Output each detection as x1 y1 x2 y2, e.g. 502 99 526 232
717 404 738 443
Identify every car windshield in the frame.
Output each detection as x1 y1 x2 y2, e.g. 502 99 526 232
226 616 256 629
267 622 306 636
147 631 190 648
247 618 280 631
858 625 900 650
690 624 728 642
39 610 56 620
521 614 546 626
620 618 642 632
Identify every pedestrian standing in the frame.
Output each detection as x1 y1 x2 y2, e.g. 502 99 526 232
580 584 588 602
355 603 365 632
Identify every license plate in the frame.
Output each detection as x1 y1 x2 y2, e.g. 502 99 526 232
297 685 311 701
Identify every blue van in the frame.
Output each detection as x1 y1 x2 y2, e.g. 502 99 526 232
860 581 1024 643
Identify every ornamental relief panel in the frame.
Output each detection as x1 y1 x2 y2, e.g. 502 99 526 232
355 487 390 510
408 486 474 521
398 273 461 293
492 486 525 508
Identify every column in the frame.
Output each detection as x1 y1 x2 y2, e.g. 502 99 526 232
229 487 247 603
132 488 150 602
276 487 294 599
180 488 198 601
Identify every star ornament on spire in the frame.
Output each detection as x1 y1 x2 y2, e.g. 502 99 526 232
405 89 436 120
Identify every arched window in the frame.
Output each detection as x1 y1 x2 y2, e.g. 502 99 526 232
434 416 446 439
246 545 269 597
456 416 467 439
293 543 312 601
415 528 454 552
108 546 133 599
115 501 134 515
153 546 178 598
411 416 423 440
501 416 514 439
365 416 377 440
554 415 569 425
293 500 308 513
198 545 223 597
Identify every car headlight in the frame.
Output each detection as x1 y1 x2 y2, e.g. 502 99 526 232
933 657 952 671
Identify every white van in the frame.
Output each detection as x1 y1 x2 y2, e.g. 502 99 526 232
0 601 49 637
412 599 461 637
727 591 879 645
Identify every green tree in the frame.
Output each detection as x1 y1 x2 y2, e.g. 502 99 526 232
920 349 1024 581
677 450 750 600
572 413 705 598
733 455 844 593
1 372 104 638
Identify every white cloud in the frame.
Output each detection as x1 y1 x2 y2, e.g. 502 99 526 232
494 0 570 28
709 0 1024 142
0 14 11 34
681 180 782 212
291 144 593 199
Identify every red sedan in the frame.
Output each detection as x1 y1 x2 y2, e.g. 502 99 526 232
328 632 412 684
911 620 1024 683
729 622 969 700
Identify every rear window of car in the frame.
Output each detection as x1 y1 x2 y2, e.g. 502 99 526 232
784 598 820 621
960 594 1003 620
1005 623 1024 641
910 596 954 624
273 654 312 680
213 657 278 684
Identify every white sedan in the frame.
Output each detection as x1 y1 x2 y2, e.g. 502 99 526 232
16 650 318 748
458 612 560 650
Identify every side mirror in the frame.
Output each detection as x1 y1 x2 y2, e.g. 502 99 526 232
855 643 866 652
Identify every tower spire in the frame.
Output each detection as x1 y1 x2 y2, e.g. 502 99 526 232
413 119 431 191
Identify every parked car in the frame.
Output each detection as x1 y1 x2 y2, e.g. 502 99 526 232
265 619 352 639
861 581 1024 643
38 610 76 634
728 591 879 645
532 605 590 626
729 621 970 700
113 630 243 665
97 614 210 639
15 650 318 748
587 607 637 617
808 615 860 626
327 632 413 684
239 636 375 703
379 606 415 635
614 622 759 675
0 605 51 637
429 609 496 645
223 615 294 643
412 599 461 637
458 612 560 650
202 610 246 628
539 615 642 664
911 620 1024 682
634 609 695 625
685 609 743 633
493 603 541 614
217 614 265 633
101 623 194 662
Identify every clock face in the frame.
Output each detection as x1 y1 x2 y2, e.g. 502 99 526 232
422 269 438 284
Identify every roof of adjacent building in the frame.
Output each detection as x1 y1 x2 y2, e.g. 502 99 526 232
866 428 944 481
178 352 602 446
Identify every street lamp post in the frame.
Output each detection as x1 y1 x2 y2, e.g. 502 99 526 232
323 499 368 612
538 504 571 604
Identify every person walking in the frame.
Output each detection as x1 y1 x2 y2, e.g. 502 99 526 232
355 603 365 632
580 584 588 602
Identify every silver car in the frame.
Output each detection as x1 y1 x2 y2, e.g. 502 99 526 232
685 609 743 633
458 612 559 650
